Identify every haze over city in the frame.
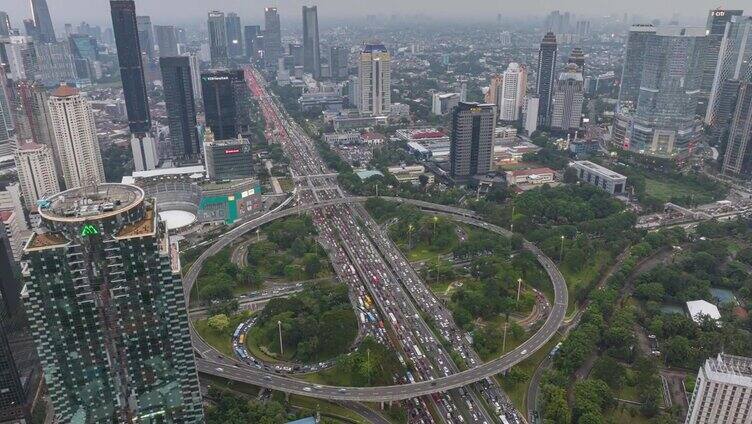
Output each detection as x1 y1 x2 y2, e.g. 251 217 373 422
2 0 752 423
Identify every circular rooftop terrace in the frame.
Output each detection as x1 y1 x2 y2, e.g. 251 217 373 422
38 183 145 223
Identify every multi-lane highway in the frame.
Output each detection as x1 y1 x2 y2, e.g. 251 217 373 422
184 66 568 421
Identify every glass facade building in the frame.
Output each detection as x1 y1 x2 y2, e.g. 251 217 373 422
450 102 497 181
22 184 203 423
110 0 152 136
201 69 250 140
536 32 557 127
207 11 228 68
160 56 200 162
302 6 321 79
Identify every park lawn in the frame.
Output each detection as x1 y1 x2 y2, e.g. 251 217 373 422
194 311 253 357
245 330 282 363
643 175 719 205
296 365 358 387
278 177 294 192
498 334 562 413
602 405 653 424
476 316 532 362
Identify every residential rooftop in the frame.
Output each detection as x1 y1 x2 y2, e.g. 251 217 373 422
38 184 144 223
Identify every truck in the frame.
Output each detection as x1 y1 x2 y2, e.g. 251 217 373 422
413 344 423 358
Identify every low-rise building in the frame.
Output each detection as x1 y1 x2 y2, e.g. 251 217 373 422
570 160 627 195
298 92 343 112
494 126 518 142
389 102 410 120
333 115 387 131
505 167 555 185
686 300 721 325
432 92 461 115
387 164 433 184
323 132 361 145
360 132 385 145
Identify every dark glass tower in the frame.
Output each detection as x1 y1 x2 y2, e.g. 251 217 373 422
110 0 151 136
450 102 497 181
225 13 243 58
155 25 178 57
244 25 261 60
201 69 250 140
0 293 27 423
702 9 744 98
23 184 204 423
207 11 228 68
263 7 282 70
302 6 321 78
722 82 752 177
160 56 200 161
536 32 557 127
30 0 55 42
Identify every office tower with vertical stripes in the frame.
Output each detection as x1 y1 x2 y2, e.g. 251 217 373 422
302 6 321 79
160 56 200 162
358 44 391 116
536 32 557 127
207 11 229 68
23 183 204 423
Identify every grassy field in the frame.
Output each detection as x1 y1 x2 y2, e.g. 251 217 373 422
194 311 253 357
643 177 718 204
602 405 653 424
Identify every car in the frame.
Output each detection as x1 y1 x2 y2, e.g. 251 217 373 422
263 375 272 381
338 388 347 393
215 367 224 372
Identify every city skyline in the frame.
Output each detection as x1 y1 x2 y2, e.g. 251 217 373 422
4 0 750 28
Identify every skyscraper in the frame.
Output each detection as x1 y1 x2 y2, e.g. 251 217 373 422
155 25 179 57
536 32 557 127
30 0 55 42
302 6 321 79
358 43 391 116
135 15 154 59
263 7 282 71
47 85 105 189
722 81 752 177
225 12 243 58
701 9 744 102
632 27 706 154
201 69 250 140
187 52 202 102
705 15 752 127
207 11 229 68
160 56 200 162
685 353 752 424
450 102 497 181
15 80 56 148
329 46 348 79
244 25 261 60
110 0 152 136
568 47 585 74
498 62 527 122
23 183 204 423
617 24 656 107
550 63 584 132
34 41 78 84
13 141 59 208
0 12 11 37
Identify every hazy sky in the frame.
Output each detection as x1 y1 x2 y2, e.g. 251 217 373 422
4 0 749 28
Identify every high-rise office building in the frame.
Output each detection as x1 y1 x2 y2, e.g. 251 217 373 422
524 95 540 134
0 12 11 37
614 26 706 154
288 43 304 68
161 56 200 162
0 289 29 423
110 0 152 136
701 10 744 102
244 25 261 60
187 52 202 102
207 11 229 68
16 80 56 148
225 12 243 58
722 81 752 177
358 43 391 116
68 34 99 81
34 41 78 84
450 102 497 181
536 32 557 127
705 15 752 127
155 25 179 57
47 85 105 189
13 141 59 209
568 47 585 74
712 79 743 143
135 15 154 59
23 183 204 423
201 69 250 140
263 7 282 71
203 132 253 180
302 6 321 79
498 62 527 122
685 353 752 424
550 63 584 132
329 46 348 79
30 0 55 42
617 24 657 107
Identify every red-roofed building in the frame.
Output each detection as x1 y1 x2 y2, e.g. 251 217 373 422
360 132 385 145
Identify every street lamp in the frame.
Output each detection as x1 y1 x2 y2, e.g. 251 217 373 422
277 320 284 356
559 235 565 262
408 224 414 249
432 216 438 241
517 278 523 302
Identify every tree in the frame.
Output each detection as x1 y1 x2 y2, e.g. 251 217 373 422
591 356 626 390
564 166 579 183
665 336 691 367
418 174 429 187
541 384 571 424
207 314 230 332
